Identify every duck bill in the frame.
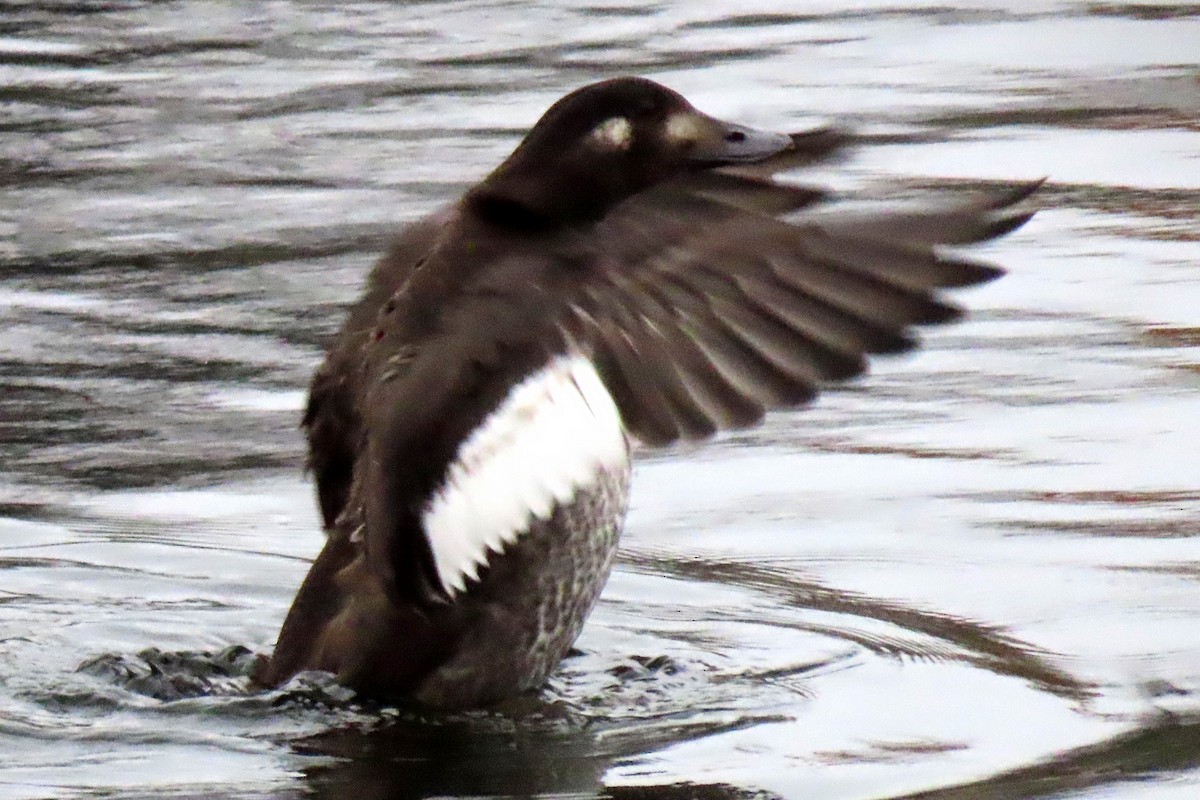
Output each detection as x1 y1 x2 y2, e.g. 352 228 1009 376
675 111 795 166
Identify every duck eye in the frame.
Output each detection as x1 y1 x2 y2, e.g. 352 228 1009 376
590 117 633 150
725 130 746 143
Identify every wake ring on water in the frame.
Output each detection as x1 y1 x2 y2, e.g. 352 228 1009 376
76 645 264 702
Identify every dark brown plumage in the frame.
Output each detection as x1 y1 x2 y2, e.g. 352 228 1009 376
258 77 1039 708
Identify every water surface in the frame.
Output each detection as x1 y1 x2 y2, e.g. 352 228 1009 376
2 2 1199 799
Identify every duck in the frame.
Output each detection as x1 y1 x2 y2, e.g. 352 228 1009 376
255 76 1039 709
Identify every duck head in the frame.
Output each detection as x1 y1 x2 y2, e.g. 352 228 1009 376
467 76 794 228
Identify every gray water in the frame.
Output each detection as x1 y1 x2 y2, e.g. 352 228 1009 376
2 2 1199 799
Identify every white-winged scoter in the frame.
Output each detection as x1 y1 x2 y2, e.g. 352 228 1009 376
256 76 1039 709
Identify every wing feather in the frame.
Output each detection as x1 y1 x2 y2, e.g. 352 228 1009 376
559 175 1037 447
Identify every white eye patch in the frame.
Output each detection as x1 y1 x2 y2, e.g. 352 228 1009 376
665 113 701 144
590 116 633 149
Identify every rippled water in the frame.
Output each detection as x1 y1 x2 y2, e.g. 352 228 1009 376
2 2 1199 799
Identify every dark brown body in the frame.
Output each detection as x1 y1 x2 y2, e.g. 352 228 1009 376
263 461 630 708
304 209 451 530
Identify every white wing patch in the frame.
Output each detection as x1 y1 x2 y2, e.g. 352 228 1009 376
422 354 627 597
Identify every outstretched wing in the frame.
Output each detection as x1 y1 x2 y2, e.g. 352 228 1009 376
560 170 1039 446
357 172 1038 605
